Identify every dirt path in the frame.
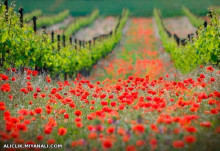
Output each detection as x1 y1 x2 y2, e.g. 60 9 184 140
163 17 197 38
72 17 117 41
88 18 174 83
46 16 74 32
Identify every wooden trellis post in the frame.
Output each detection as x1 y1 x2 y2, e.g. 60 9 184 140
174 34 180 46
89 40 92 48
57 35 61 51
62 35 66 47
203 21 207 28
74 39 78 50
4 0 8 21
32 16 37 33
79 40 82 49
42 26 46 34
51 31 54 43
18 8 24 28
69 37 72 45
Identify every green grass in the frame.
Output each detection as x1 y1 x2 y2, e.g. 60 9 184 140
8 0 220 17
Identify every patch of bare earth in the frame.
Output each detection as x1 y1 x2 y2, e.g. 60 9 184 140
163 17 197 38
47 16 74 32
72 17 117 41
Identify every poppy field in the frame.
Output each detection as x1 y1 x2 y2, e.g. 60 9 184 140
0 0 220 151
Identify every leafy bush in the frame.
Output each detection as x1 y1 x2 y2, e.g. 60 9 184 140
0 2 128 77
154 8 220 73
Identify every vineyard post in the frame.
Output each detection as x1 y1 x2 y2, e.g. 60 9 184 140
57 35 61 51
32 16 37 33
4 0 8 21
51 31 54 43
203 21 207 28
62 35 66 47
69 37 72 45
74 39 78 50
79 40 82 50
42 26 47 34
64 73 67 81
18 8 24 28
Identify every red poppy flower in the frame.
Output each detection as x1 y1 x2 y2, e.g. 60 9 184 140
58 127 67 136
200 121 211 128
136 140 145 146
17 123 28 132
47 139 55 144
37 135 44 141
35 108 42 114
184 135 196 144
75 110 82 116
102 139 113 149
186 126 197 133
64 113 69 119
132 124 145 133
1 83 11 92
126 145 136 151
88 132 97 139
172 140 184 148
107 127 115 134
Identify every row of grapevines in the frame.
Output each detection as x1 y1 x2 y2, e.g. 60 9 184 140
182 6 204 28
154 8 219 73
0 2 128 78
24 9 42 22
64 9 99 38
37 10 69 28
55 10 128 76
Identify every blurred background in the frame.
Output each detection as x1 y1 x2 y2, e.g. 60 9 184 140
8 0 220 17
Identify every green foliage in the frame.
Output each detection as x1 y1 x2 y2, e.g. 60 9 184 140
154 8 220 73
182 6 204 28
64 10 99 38
24 10 42 22
8 0 220 17
37 10 69 28
0 2 128 77
212 7 220 15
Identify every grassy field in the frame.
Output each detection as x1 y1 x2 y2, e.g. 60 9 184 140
8 0 220 17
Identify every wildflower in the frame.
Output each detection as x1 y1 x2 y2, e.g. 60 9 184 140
200 121 211 128
126 145 136 151
186 126 197 133
64 113 69 119
88 132 97 139
36 135 44 141
75 110 82 116
58 127 67 136
1 83 11 92
47 139 55 144
136 140 145 146
102 139 113 149
172 140 184 148
106 127 115 134
184 135 196 144
132 124 145 133
35 108 42 114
